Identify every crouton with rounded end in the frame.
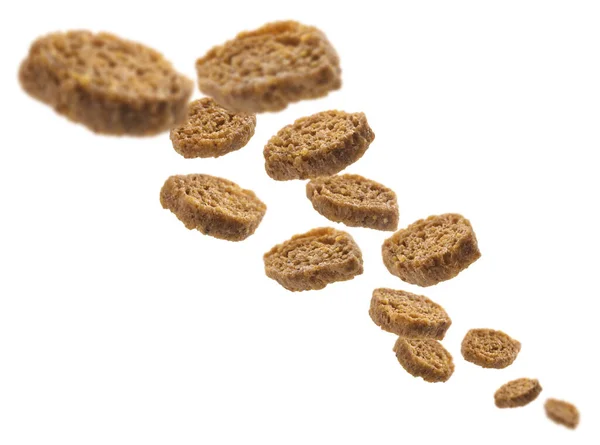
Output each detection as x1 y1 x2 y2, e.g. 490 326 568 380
264 110 374 180
160 174 266 241
369 288 451 339
393 337 454 383
195 21 341 113
382 213 480 287
494 378 542 408
461 328 521 369
170 98 256 158
263 227 363 291
306 174 398 231
544 399 579 429
19 31 193 135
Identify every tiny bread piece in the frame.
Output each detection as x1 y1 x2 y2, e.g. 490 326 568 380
160 174 266 241
195 21 341 113
494 378 542 408
393 337 454 383
461 329 521 369
306 174 398 231
19 31 193 135
382 213 480 287
170 98 256 158
264 111 375 180
544 399 580 429
263 227 363 291
369 288 451 339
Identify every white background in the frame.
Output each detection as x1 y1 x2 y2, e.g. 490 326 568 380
1 1 599 444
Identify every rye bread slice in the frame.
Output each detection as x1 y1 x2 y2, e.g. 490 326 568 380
369 288 451 339
160 174 266 241
170 98 256 158
544 399 580 429
19 30 192 135
306 174 398 231
195 21 341 113
461 328 521 369
494 378 542 408
382 213 480 287
393 337 454 383
264 110 374 181
263 227 363 291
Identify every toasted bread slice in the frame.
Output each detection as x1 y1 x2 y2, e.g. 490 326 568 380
160 174 266 241
369 288 451 339
20 31 192 135
544 399 580 429
393 337 454 383
170 98 256 158
306 174 398 231
195 21 341 113
382 213 480 287
264 110 374 180
263 227 363 291
494 378 542 408
461 329 521 369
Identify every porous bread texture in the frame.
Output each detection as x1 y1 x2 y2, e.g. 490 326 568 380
461 329 521 369
393 337 454 383
160 174 266 241
264 110 375 180
306 174 398 231
494 378 542 408
170 98 256 158
369 288 451 339
19 30 193 135
544 399 580 429
263 227 363 291
382 213 480 287
195 21 341 113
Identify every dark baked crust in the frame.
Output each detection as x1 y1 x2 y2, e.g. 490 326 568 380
382 213 481 287
160 174 266 241
195 21 341 113
369 288 451 339
393 337 454 383
306 174 398 230
494 378 542 408
264 110 375 180
170 98 256 158
19 31 193 135
263 227 363 291
461 329 521 369
544 399 580 429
